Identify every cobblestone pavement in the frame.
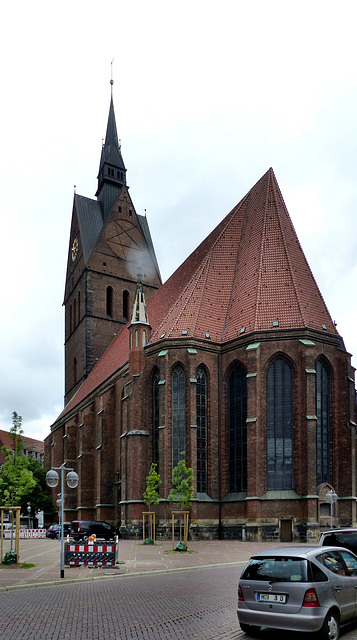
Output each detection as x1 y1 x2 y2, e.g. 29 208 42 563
1 563 357 640
0 538 304 590
1 539 357 639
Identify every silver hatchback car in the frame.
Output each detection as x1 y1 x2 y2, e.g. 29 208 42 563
237 546 357 640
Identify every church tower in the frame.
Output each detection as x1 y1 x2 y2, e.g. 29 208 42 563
63 84 162 405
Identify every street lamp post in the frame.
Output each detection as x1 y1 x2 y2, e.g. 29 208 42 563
27 503 31 531
326 489 338 529
46 464 79 578
56 494 61 532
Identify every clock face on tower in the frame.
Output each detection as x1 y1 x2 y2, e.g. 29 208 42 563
106 219 143 260
71 237 79 261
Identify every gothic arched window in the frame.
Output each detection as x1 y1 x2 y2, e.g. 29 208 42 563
196 366 207 493
152 368 160 467
266 357 294 490
106 286 113 317
316 358 330 485
228 363 247 492
172 365 185 469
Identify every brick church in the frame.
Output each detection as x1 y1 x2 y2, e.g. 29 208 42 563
45 90 357 541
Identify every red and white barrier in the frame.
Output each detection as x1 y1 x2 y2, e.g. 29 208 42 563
64 542 117 566
2 529 46 539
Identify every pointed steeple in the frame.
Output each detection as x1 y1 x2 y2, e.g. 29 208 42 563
96 82 127 219
131 273 150 326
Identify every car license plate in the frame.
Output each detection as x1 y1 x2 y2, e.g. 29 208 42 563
257 592 287 603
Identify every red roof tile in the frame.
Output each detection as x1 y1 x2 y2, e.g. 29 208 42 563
58 168 338 421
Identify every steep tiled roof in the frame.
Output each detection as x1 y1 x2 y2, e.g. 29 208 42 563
57 168 338 421
149 167 337 342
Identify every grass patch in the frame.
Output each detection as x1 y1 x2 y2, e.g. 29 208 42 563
20 562 36 569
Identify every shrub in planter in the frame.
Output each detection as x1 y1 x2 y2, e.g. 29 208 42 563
3 550 17 564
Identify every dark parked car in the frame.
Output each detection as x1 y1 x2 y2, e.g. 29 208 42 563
70 520 117 542
320 529 357 556
46 524 71 539
237 545 357 640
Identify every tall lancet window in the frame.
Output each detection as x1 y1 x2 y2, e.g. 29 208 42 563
172 365 186 469
316 358 330 485
266 357 294 490
106 286 113 317
228 363 247 492
123 290 130 321
196 366 207 493
152 368 160 467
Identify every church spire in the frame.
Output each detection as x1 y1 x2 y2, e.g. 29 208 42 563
95 78 127 217
131 272 150 326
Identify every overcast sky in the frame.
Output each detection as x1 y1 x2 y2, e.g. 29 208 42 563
1 0 357 441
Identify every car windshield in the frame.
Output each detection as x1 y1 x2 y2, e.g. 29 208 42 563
241 556 309 582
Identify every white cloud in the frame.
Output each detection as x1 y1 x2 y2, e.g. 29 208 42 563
1 0 357 439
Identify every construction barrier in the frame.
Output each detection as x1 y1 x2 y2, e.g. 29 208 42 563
64 541 118 566
2 529 46 539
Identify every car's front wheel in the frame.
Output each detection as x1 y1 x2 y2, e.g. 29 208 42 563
239 623 261 636
318 610 340 640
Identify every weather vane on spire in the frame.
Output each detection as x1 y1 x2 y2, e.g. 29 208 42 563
110 58 114 96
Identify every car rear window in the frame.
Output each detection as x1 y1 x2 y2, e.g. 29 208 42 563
241 556 309 582
322 533 357 551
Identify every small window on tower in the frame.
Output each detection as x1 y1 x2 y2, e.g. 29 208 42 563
106 286 114 318
123 290 130 321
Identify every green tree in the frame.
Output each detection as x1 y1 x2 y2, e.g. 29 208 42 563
143 463 161 511
168 453 194 546
0 412 54 519
8 411 24 457
143 463 161 542
19 459 55 521
0 454 36 506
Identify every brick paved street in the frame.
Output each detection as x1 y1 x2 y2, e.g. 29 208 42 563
1 563 357 639
1 539 357 639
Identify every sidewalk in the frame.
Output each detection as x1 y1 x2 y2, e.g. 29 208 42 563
0 537 304 591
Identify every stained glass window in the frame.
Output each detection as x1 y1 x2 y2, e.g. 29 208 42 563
172 365 185 469
316 359 330 484
266 358 293 490
152 368 160 467
196 366 207 493
228 363 247 492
